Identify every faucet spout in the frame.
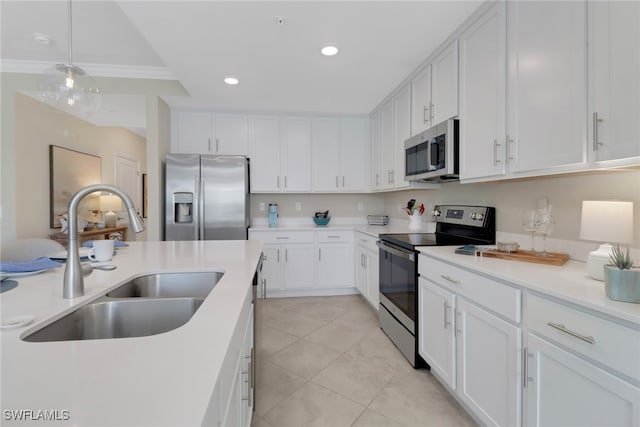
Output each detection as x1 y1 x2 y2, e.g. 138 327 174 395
64 184 145 299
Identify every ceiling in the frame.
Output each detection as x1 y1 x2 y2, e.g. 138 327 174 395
1 1 482 127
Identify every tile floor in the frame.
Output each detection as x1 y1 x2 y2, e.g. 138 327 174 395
252 294 477 427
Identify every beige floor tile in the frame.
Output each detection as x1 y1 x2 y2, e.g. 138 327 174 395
283 298 348 322
268 339 341 379
254 360 307 417
346 328 417 379
250 415 274 427
312 353 395 406
261 306 329 338
304 321 369 353
351 409 406 427
263 382 365 427
257 323 299 358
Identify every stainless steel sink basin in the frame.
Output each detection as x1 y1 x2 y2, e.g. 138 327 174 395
106 272 223 299
23 298 204 342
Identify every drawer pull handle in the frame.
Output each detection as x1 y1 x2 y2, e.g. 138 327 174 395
327 235 340 239
441 275 461 285
276 236 289 240
547 322 595 344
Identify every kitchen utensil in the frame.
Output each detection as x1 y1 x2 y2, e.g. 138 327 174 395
313 216 331 226
481 249 568 266
81 263 117 276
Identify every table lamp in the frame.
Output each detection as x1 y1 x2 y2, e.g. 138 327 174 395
100 194 121 228
580 200 634 280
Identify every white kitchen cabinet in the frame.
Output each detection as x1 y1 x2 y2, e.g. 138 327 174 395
418 278 456 390
317 230 354 289
411 64 433 135
249 116 311 193
312 117 369 192
260 246 283 295
459 2 507 180
456 298 521 427
371 109 384 190
355 232 379 309
380 99 395 189
281 117 312 192
249 116 281 192
506 0 586 173
525 333 640 427
393 84 412 189
340 117 370 191
588 0 640 164
411 40 459 136
284 244 316 289
173 111 248 155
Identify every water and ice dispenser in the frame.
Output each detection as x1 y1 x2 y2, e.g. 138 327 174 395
173 192 193 223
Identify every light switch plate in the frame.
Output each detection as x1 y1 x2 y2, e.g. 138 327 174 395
259 203 265 212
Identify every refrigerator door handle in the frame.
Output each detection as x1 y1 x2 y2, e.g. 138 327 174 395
199 177 205 240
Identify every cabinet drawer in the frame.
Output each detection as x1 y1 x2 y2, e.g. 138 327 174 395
526 294 640 382
355 232 378 253
249 230 314 244
419 255 521 323
316 230 353 243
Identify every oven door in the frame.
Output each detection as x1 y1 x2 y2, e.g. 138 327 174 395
377 240 417 334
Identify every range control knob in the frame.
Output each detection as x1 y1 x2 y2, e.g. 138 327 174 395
475 213 485 221
470 212 477 220
433 209 442 217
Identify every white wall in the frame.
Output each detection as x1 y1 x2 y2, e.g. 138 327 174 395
382 169 640 248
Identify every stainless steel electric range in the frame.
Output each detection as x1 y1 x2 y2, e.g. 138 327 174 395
377 205 496 367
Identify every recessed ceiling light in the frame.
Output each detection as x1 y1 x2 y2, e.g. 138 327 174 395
224 77 239 85
321 46 339 56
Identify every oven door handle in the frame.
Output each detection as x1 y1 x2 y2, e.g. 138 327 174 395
376 241 416 262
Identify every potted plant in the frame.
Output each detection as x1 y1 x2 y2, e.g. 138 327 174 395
604 245 640 303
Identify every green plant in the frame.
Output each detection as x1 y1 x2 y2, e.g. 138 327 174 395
608 245 634 270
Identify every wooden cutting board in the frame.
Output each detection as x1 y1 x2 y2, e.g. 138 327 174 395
481 249 570 266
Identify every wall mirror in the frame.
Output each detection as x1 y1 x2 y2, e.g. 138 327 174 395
49 145 102 228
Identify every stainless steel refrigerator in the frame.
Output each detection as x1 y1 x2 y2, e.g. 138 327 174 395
165 154 250 241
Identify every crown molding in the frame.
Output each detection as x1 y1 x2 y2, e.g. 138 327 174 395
1 59 176 80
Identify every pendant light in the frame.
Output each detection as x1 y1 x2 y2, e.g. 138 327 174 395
38 0 101 115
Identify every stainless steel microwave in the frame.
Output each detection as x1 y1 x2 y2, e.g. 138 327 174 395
404 119 459 182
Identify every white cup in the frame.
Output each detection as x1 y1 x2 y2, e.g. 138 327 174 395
88 240 115 262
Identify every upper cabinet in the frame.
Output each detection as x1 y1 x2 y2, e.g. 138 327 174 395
411 40 459 136
393 84 412 189
172 111 248 155
588 0 640 164
459 1 507 180
506 0 587 173
280 117 312 192
312 117 369 192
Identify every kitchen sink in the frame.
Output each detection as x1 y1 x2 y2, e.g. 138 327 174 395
106 271 223 299
22 298 204 342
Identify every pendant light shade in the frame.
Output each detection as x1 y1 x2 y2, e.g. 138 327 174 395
38 0 101 115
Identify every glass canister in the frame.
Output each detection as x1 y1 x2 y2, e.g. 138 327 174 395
268 203 278 227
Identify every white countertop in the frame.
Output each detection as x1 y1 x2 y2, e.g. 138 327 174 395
249 217 423 238
0 240 263 426
418 246 640 326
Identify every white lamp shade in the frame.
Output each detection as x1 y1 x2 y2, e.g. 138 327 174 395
580 201 633 244
100 195 121 212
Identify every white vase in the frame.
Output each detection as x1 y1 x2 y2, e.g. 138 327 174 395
409 213 422 231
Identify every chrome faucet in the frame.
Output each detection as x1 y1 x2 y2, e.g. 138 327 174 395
64 184 145 299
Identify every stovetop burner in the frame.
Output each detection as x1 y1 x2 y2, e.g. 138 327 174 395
380 233 438 250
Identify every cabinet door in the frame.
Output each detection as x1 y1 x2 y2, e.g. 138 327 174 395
526 333 640 427
507 1 586 172
261 246 283 294
431 40 459 124
418 279 456 389
283 244 315 289
249 116 281 192
282 117 312 192
456 299 521 427
176 111 213 153
312 118 340 192
393 84 412 189
355 246 367 295
318 244 354 288
411 65 432 135
459 2 507 180
340 117 370 191
365 249 379 308
215 114 248 155
371 110 384 189
589 1 640 162
380 99 395 189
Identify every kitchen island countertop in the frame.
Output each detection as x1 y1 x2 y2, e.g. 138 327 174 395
0 240 263 426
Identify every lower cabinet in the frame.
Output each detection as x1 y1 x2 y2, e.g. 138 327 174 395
249 229 355 297
355 232 379 309
525 333 640 427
